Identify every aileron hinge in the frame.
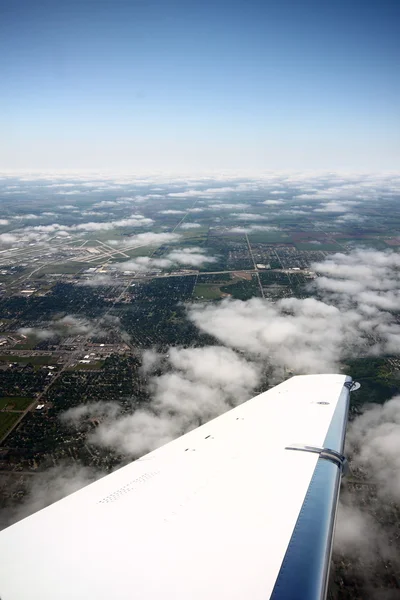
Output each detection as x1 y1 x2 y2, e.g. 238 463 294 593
285 444 349 476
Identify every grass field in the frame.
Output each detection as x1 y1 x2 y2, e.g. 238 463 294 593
0 355 57 367
122 245 156 259
197 273 231 284
341 238 389 250
0 397 33 411
193 284 224 300
295 242 342 251
12 338 38 350
248 232 291 243
37 263 85 276
0 412 21 438
179 227 209 238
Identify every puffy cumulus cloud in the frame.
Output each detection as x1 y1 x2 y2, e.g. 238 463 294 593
26 224 68 233
314 200 360 213
168 186 239 198
18 327 56 340
166 247 216 267
20 313 131 344
187 207 204 213
16 213 39 220
230 212 270 221
0 233 18 245
56 189 81 195
117 246 216 272
81 210 109 217
18 315 96 340
92 200 122 207
60 401 121 426
2 214 156 247
189 297 362 378
159 209 185 215
346 396 400 500
333 500 392 565
74 215 153 231
208 203 249 210
312 249 400 316
230 225 279 234
78 274 124 287
332 397 400 594
113 194 164 203
0 219 9 225
113 231 181 247
262 199 284 205
91 409 178 458
46 182 76 188
335 212 365 224
118 256 175 272
188 249 400 377
89 346 261 457
141 348 164 375
282 209 310 215
55 315 95 334
179 222 201 229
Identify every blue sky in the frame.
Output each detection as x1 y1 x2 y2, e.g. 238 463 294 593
1 0 399 171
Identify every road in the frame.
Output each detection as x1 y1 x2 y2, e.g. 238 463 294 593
245 234 264 298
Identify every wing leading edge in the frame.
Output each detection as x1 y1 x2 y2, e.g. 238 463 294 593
0 374 352 600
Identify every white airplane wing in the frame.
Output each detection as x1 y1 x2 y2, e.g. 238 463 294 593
0 374 353 600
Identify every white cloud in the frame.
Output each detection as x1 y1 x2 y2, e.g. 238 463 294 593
74 215 153 231
187 249 400 378
3 464 103 527
167 247 216 267
189 297 360 377
0 233 18 245
312 250 400 322
61 401 121 425
117 246 215 272
230 225 279 234
159 209 186 215
78 274 123 287
116 231 181 247
18 327 56 340
231 213 270 220
89 346 261 457
92 200 121 207
56 190 81 195
208 203 249 210
346 396 400 500
18 315 96 340
168 186 239 198
314 200 360 213
179 222 201 229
